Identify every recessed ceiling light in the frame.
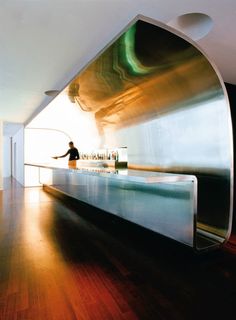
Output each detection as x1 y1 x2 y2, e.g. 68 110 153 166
168 13 213 41
44 90 60 97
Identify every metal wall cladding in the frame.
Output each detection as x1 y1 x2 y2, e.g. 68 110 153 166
48 168 196 247
67 18 233 247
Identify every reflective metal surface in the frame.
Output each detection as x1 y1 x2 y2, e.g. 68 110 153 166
68 19 226 134
37 166 197 247
64 16 233 249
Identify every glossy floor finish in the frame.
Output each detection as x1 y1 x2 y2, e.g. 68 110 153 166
0 179 236 320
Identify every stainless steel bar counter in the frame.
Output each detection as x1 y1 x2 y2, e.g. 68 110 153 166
25 163 227 251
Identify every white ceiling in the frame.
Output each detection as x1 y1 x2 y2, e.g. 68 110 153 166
1 0 236 127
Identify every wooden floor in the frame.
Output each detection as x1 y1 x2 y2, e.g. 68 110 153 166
0 178 236 320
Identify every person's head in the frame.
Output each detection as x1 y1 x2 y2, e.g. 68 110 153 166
69 141 74 148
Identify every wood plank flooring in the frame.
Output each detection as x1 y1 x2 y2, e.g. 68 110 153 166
0 178 236 320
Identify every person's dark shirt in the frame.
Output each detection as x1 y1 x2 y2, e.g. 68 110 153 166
66 148 80 160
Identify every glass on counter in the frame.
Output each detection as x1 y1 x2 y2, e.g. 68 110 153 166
80 147 127 162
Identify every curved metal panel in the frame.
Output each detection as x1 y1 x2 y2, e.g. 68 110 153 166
62 16 233 249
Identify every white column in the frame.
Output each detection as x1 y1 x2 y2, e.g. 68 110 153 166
12 126 24 186
3 136 11 178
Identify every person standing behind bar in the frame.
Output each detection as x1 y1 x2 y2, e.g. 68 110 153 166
53 141 79 168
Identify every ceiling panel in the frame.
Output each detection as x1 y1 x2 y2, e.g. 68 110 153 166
0 0 235 124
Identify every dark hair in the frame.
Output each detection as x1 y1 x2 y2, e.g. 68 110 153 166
69 141 74 145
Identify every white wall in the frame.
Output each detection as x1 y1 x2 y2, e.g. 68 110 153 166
12 126 24 186
26 95 101 168
3 136 11 178
0 120 3 189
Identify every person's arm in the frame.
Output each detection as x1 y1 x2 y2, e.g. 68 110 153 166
52 150 69 159
75 148 80 160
